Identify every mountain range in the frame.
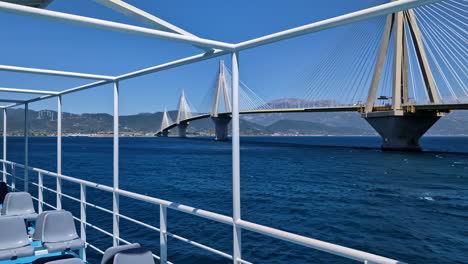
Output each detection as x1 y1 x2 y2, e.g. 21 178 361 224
1 99 467 136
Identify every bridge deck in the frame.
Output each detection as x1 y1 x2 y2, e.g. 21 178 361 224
159 103 468 132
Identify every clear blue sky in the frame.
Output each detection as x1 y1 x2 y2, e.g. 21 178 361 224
0 0 386 114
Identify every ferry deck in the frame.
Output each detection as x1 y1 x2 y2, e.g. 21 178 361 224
0 0 441 263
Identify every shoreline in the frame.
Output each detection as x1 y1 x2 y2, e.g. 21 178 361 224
3 134 468 138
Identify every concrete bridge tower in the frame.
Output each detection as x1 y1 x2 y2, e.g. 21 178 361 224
176 89 190 137
363 9 446 151
158 107 172 137
211 60 232 141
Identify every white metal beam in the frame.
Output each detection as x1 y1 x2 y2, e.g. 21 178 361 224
0 1 235 51
112 81 120 247
0 99 28 103
56 95 62 210
0 0 442 110
231 52 241 264
116 50 228 81
23 103 29 192
2 109 7 182
234 0 443 51
0 87 60 95
92 0 211 51
0 65 115 80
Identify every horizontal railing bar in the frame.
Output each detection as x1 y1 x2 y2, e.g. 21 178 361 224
32 197 57 210
0 2 235 51
28 186 170 262
237 259 252 264
29 178 225 263
2 161 234 226
1 171 12 176
32 182 116 215
237 219 404 264
86 243 105 255
118 213 160 233
4 160 403 264
166 231 243 263
15 176 25 181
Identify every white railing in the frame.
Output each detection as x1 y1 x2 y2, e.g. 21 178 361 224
1 159 405 264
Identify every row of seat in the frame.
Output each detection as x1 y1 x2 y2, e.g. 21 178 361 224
0 188 156 264
44 243 155 264
0 210 85 260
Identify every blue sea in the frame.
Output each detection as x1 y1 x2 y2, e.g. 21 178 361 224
2 136 468 264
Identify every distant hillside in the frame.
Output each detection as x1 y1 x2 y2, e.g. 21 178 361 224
265 120 374 135
1 99 467 136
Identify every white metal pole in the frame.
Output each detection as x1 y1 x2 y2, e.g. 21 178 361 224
38 171 43 213
160 205 168 264
57 95 62 209
231 52 242 264
24 103 29 192
2 109 6 182
80 183 87 261
11 164 15 191
113 81 120 246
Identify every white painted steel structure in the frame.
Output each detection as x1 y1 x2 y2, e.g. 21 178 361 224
0 0 445 263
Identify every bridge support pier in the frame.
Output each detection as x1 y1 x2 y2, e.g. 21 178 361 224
162 129 169 137
211 115 231 141
363 111 444 151
178 121 189 138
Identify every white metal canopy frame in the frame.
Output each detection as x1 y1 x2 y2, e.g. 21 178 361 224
0 0 443 263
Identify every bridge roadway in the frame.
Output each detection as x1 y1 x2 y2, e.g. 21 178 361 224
159 103 468 132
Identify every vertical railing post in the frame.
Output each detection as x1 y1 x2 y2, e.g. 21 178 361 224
57 95 62 209
2 109 6 182
231 52 242 264
38 172 43 213
113 81 120 246
160 205 167 264
24 103 29 192
80 183 87 261
10 163 15 191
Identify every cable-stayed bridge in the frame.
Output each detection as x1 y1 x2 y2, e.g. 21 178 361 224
157 1 468 151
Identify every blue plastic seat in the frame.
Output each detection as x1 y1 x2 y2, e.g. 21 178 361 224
1 192 38 221
0 216 35 260
33 210 85 253
102 243 154 264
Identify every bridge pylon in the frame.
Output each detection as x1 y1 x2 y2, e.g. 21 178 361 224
362 8 446 151
176 89 191 137
157 107 172 137
211 60 232 141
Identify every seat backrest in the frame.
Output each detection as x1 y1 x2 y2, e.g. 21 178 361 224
1 192 36 216
101 243 141 264
32 211 54 241
113 248 155 264
39 210 79 243
0 182 8 204
0 216 30 250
